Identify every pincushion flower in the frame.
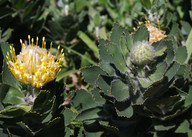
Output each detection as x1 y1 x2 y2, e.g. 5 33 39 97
6 36 64 88
144 20 166 44
132 19 167 44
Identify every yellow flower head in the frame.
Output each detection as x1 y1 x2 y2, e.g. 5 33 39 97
132 19 167 44
144 20 166 44
6 35 64 88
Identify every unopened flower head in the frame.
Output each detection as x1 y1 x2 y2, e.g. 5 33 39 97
130 40 156 66
144 20 166 44
6 35 64 88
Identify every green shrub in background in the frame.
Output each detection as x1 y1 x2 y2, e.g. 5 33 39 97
0 0 192 137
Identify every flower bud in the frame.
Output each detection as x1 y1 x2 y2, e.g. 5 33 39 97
130 41 155 66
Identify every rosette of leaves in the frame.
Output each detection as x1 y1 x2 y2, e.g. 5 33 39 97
81 23 192 136
0 43 65 137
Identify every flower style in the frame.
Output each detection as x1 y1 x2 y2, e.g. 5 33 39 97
6 36 64 88
144 20 166 44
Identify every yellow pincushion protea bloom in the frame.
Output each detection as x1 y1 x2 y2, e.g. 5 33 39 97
6 35 64 88
144 20 166 44
132 19 167 44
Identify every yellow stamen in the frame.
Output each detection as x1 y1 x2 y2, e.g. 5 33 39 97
28 35 31 45
55 45 60 59
36 37 38 46
42 37 45 48
50 42 52 53
32 38 34 46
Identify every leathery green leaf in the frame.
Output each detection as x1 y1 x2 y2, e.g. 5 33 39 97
154 125 176 131
3 87 25 104
111 80 130 102
81 66 106 86
115 101 133 118
71 89 98 112
176 46 187 64
175 120 190 133
107 42 128 73
133 24 149 43
185 29 192 64
77 107 102 121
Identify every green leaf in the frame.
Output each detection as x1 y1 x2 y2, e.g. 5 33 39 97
115 101 133 118
99 40 115 75
65 127 73 137
23 1 35 18
181 21 191 35
0 42 10 62
133 24 149 43
32 90 53 113
188 130 192 137
138 62 167 88
120 30 133 60
56 69 78 81
75 0 88 12
77 127 84 137
2 62 21 91
0 84 9 102
149 62 167 81
3 87 25 104
110 24 124 46
63 108 74 126
1 28 13 42
37 117 64 137
169 23 180 41
71 89 98 112
98 39 115 75
184 86 192 107
93 14 101 26
124 30 133 51
111 80 130 102
0 105 30 118
155 47 167 56
17 122 35 136
185 29 192 64
144 84 161 98
81 66 106 86
166 44 175 65
107 42 128 73
77 31 99 59
176 47 187 64
99 27 107 40
140 0 152 9
120 33 129 58
85 131 103 137
99 39 113 63
13 0 26 9
96 75 113 95
77 107 102 121
154 125 175 131
165 62 180 82
91 88 106 105
175 120 190 133
0 127 10 137
81 52 92 67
